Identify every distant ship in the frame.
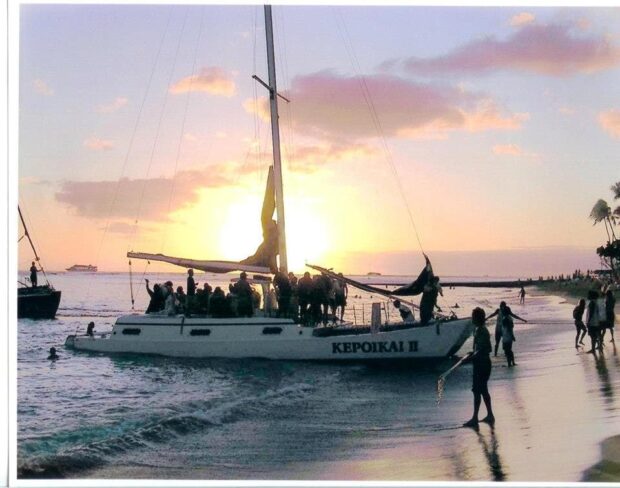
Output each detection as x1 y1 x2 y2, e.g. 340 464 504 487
66 264 98 272
367 272 382 276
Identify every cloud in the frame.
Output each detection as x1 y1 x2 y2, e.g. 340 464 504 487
401 22 620 76
96 97 128 113
33 79 53 96
493 143 522 156
83 137 114 151
169 67 235 96
510 12 535 27
245 72 526 140
598 109 620 138
55 164 252 221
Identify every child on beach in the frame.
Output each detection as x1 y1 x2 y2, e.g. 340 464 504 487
463 307 495 428
585 290 601 353
486 302 527 357
501 314 517 366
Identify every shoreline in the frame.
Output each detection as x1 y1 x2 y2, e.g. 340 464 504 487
536 284 620 482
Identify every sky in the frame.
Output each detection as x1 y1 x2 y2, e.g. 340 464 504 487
13 3 620 276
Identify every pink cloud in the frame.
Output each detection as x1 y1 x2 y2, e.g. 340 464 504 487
96 97 128 113
598 109 620 138
169 66 235 96
83 137 114 151
245 72 525 140
33 79 53 96
510 12 535 27
402 22 620 76
493 143 522 156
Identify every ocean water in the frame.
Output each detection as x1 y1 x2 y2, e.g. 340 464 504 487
16 272 620 481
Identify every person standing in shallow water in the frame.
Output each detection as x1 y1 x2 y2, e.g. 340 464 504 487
603 289 616 344
573 299 587 348
486 302 527 357
464 307 495 428
585 290 601 353
519 286 526 305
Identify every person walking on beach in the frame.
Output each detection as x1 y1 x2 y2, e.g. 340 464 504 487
501 314 517 367
519 286 526 305
463 307 495 428
486 302 527 356
573 299 587 348
585 290 601 353
602 289 616 344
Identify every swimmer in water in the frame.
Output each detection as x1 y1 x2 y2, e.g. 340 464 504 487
48 347 59 360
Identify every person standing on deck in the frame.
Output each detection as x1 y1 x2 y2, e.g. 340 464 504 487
463 307 495 428
335 273 348 322
573 299 587 348
273 270 292 318
233 272 253 317
29 261 38 287
519 286 526 305
420 276 443 325
297 272 313 323
585 290 601 353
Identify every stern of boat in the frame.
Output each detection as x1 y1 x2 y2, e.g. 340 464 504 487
65 334 76 348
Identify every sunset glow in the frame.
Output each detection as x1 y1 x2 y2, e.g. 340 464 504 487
14 4 620 276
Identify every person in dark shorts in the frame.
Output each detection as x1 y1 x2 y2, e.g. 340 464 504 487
603 289 616 344
573 299 587 348
585 290 601 353
464 307 495 428
30 261 38 287
501 314 516 367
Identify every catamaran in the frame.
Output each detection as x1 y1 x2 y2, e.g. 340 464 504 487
65 6 472 361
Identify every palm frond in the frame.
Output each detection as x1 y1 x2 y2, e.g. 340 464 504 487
590 199 611 224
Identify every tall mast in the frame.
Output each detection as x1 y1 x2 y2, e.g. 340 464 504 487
18 205 49 285
264 5 288 274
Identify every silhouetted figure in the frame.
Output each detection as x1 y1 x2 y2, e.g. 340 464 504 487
602 289 616 344
297 272 313 322
486 302 527 356
585 290 601 354
573 299 587 348
30 261 38 287
501 315 516 367
420 276 442 325
233 272 253 317
48 347 59 360
186 269 196 297
464 307 494 428
519 286 526 305
209 286 228 318
393 299 415 324
86 321 95 337
334 273 348 321
176 286 186 314
145 279 165 313
273 271 292 318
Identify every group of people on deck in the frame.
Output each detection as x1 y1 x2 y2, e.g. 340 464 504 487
143 268 349 322
574 287 616 352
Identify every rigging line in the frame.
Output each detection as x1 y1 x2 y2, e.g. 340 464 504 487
91 6 174 284
160 7 205 257
132 7 191 253
18 203 50 286
333 8 425 255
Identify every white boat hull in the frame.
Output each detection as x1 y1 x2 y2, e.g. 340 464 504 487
65 314 472 361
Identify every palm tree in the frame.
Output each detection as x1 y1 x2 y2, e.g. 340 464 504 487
590 199 616 242
612 181 620 219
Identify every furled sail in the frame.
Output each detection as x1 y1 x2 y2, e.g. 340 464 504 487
126 252 272 274
390 254 433 296
240 165 279 273
127 166 279 275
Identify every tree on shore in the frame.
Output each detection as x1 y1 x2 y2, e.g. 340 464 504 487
591 181 620 278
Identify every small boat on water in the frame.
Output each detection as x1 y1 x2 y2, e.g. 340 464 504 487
66 264 98 272
65 6 472 361
18 206 61 319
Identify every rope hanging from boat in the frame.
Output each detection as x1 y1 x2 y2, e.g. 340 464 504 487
128 259 135 310
333 9 426 256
